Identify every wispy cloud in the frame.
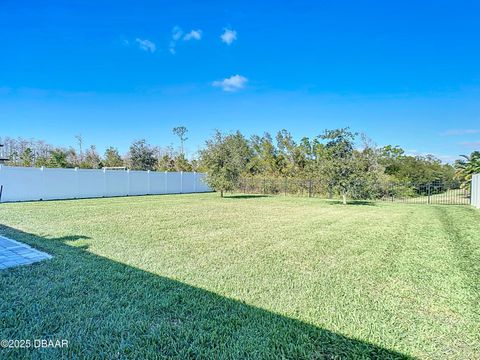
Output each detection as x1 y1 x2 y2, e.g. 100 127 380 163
183 29 202 41
169 27 202 54
459 141 480 149
212 75 248 92
169 26 183 54
439 129 480 136
220 28 237 45
172 26 183 41
135 38 156 52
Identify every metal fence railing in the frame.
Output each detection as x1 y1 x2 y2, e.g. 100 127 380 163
236 178 471 205
379 180 470 205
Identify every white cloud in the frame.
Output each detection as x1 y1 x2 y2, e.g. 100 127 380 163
169 26 201 54
183 29 202 41
212 75 248 92
135 38 156 52
220 28 237 45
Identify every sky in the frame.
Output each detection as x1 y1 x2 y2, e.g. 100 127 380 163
1 0 480 161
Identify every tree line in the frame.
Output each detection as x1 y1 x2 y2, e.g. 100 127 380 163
2 127 478 202
198 128 478 202
0 126 198 172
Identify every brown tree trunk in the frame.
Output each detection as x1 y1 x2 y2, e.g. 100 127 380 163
220 190 224 197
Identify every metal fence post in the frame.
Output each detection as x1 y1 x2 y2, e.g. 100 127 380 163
427 184 431 204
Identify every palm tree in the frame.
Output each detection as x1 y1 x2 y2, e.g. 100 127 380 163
454 151 480 190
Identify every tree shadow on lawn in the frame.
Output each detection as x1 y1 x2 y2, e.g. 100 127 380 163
0 225 411 359
225 194 270 199
327 200 377 206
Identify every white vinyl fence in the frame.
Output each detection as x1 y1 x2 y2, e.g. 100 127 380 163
472 174 480 209
0 166 211 202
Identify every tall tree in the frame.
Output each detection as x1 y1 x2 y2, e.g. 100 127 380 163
318 128 358 204
128 140 157 171
172 126 188 155
48 148 69 168
156 154 176 172
174 153 193 172
81 145 103 169
75 134 83 165
104 147 124 167
20 148 34 167
250 133 278 175
200 130 251 197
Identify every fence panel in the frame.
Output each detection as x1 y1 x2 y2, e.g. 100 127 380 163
195 173 211 193
105 170 129 197
166 172 182 194
472 174 480 208
379 180 470 205
149 171 167 194
0 166 43 202
43 168 79 200
77 168 105 198
0 166 211 202
127 170 149 196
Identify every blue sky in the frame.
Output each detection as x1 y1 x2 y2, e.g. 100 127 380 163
1 0 479 161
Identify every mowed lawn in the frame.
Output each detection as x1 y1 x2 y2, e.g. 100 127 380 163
0 194 479 359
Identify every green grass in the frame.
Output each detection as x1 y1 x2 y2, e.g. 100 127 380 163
1 194 479 359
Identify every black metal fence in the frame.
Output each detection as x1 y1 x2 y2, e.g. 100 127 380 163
236 178 470 205
380 180 470 205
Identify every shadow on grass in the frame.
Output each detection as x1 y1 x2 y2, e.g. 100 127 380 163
327 200 376 206
0 225 410 359
225 194 270 199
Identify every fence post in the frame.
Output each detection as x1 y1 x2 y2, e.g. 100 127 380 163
164 171 168 194
284 178 287 196
193 172 196 193
103 168 107 197
75 167 79 199
427 184 431 204
147 170 151 195
263 178 266 195
41 166 45 200
0 165 2 203
180 171 183 193
308 179 312 198
126 169 130 196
